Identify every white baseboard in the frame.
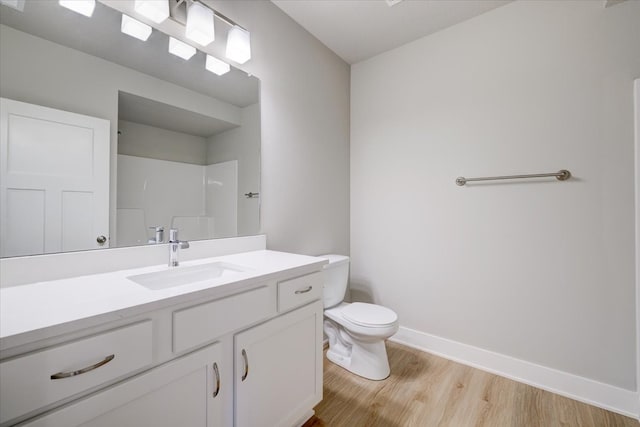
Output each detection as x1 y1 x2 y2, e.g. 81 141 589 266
390 326 639 419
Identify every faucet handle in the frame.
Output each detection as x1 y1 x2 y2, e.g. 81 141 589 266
149 226 164 231
169 228 178 242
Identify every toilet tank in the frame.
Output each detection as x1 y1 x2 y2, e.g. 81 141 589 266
318 254 350 308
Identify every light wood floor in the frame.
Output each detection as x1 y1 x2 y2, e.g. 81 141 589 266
304 341 638 427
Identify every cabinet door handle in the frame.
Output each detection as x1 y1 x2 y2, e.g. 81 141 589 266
295 286 313 294
241 349 249 381
50 354 115 380
212 362 220 398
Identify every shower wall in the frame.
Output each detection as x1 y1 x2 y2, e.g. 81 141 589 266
116 155 237 245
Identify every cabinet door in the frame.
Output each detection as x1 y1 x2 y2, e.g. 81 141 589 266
235 301 323 427
23 343 224 427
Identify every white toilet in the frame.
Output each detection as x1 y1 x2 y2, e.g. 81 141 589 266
319 254 399 380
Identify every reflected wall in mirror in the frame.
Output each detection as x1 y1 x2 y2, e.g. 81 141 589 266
0 1 261 257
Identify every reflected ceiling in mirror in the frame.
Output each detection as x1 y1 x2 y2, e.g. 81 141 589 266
0 1 261 258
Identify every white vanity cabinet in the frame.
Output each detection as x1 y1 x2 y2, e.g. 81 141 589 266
20 342 223 427
0 253 326 427
235 300 323 427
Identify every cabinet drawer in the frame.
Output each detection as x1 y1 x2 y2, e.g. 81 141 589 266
21 342 222 427
0 321 153 425
278 272 323 313
173 284 277 353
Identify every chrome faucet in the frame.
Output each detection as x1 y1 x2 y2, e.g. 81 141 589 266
148 226 164 244
168 228 189 267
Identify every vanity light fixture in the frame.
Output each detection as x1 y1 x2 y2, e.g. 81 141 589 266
134 0 170 24
205 55 230 76
169 37 196 60
58 0 95 17
225 25 251 64
186 1 215 46
121 14 152 41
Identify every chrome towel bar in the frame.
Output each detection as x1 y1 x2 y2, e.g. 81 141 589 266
455 169 571 186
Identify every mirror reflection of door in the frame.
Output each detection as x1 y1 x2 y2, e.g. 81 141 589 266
0 98 110 257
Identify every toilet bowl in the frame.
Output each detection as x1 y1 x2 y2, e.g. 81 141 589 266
319 255 399 380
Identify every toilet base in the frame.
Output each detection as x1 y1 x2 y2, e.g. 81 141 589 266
324 319 391 381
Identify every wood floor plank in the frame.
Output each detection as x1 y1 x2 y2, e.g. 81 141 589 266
306 341 638 427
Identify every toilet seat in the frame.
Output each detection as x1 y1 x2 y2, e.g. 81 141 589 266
341 303 398 328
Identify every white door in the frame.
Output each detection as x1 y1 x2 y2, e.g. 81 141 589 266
235 301 323 427
21 342 223 427
0 98 110 257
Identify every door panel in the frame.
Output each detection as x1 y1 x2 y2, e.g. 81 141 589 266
235 301 323 427
0 98 110 256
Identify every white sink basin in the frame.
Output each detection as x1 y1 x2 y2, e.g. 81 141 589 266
127 262 248 290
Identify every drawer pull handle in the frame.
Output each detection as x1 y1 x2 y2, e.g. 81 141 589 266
295 286 313 294
50 354 115 380
241 349 249 381
212 362 220 398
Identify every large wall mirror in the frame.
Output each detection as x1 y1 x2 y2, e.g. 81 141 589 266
0 0 261 258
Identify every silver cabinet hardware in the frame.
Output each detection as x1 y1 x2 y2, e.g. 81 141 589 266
455 169 571 186
50 354 115 380
244 192 259 199
96 235 107 245
241 349 249 381
295 286 313 294
212 362 220 398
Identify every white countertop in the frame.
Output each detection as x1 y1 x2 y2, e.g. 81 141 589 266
0 250 327 351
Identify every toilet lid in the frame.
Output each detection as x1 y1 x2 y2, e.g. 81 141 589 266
342 303 398 327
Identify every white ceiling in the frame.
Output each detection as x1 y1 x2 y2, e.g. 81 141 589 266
271 0 512 64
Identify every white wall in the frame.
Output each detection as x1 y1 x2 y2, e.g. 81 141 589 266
351 0 639 397
204 0 351 256
205 161 238 239
207 104 261 236
635 79 640 414
116 155 206 244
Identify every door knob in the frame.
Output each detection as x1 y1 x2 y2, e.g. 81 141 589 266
96 235 107 245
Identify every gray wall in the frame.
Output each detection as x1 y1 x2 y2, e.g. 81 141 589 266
351 0 639 390
204 0 351 256
118 120 207 165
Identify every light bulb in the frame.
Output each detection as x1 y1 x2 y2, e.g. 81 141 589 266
134 0 169 24
169 37 196 60
58 0 95 17
205 55 230 76
226 26 251 64
186 2 214 46
121 14 152 41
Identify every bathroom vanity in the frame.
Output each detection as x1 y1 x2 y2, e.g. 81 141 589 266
0 249 326 427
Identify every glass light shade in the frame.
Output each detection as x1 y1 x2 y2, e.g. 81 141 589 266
58 0 95 17
134 0 169 24
205 55 230 76
225 26 251 64
186 2 214 46
169 37 196 60
121 14 152 41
